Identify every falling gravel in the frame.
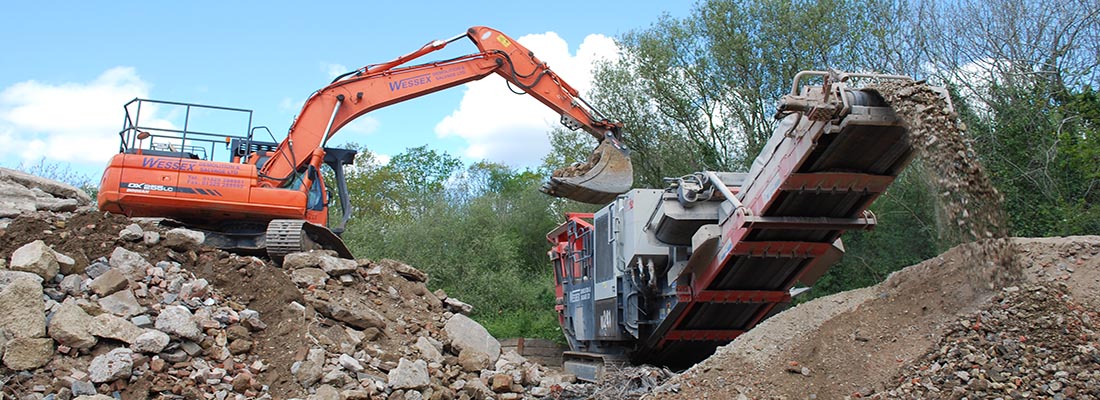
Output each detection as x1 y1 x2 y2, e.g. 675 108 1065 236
870 80 1020 288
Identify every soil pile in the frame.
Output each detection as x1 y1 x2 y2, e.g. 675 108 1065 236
650 237 1099 399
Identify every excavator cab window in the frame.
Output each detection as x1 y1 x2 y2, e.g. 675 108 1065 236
306 166 325 211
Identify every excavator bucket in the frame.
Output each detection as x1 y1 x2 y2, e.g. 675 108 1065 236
541 139 633 204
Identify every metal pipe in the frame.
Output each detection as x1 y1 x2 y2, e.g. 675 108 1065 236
705 170 744 209
319 95 344 149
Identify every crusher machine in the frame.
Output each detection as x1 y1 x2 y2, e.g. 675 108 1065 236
546 71 951 380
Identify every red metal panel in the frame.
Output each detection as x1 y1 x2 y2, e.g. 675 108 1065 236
664 330 744 342
694 290 791 304
731 241 832 258
781 172 895 193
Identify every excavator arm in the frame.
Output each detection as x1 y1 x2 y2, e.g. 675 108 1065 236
257 26 632 203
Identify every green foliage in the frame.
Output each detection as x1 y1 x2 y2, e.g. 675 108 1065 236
341 152 567 339
570 0 912 188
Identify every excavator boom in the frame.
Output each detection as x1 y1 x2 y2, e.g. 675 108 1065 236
258 26 632 203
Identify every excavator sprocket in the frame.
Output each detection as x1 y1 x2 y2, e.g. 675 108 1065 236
541 140 633 204
265 219 354 263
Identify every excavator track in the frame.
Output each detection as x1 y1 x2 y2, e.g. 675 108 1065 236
265 219 354 263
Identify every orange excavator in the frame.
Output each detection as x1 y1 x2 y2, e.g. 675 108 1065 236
97 26 633 261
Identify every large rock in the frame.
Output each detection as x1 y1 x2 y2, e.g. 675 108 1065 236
98 289 143 318
89 268 129 296
295 348 325 387
387 358 430 390
35 196 80 212
59 274 83 296
308 299 386 330
0 167 92 204
2 337 53 370
131 330 170 354
118 224 144 242
0 276 46 338
164 228 204 251
53 250 77 275
444 297 474 315
339 354 364 372
89 314 144 343
285 251 357 276
444 314 501 363
88 347 134 383
9 240 59 281
0 180 37 217
48 302 98 349
291 268 328 287
311 385 341 400
109 247 152 279
178 278 209 300
457 348 490 372
0 270 43 288
379 259 428 282
155 305 203 341
415 336 444 363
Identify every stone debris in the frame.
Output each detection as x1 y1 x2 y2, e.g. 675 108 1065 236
88 268 128 296
0 167 90 223
48 302 97 349
88 348 134 383
0 173 583 400
0 275 47 338
9 240 60 280
445 313 502 363
873 282 1100 398
2 337 54 370
131 329 170 353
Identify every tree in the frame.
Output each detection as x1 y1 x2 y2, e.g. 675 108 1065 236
916 0 1100 236
563 0 913 188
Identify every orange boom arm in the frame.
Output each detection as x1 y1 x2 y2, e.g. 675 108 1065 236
257 26 624 187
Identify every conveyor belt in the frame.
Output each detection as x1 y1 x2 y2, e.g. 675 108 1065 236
641 83 915 367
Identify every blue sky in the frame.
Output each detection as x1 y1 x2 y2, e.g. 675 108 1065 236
0 1 692 178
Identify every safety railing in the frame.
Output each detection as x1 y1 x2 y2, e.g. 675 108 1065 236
118 98 254 162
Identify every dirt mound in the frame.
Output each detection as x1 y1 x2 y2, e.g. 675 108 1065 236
650 236 1100 399
0 174 578 399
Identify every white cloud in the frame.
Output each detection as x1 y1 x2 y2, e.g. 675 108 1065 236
279 97 301 112
434 32 619 167
338 116 381 136
0 67 155 166
374 153 391 166
323 63 350 80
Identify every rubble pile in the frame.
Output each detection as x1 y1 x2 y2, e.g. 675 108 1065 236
0 167 90 229
874 282 1100 398
0 174 581 399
